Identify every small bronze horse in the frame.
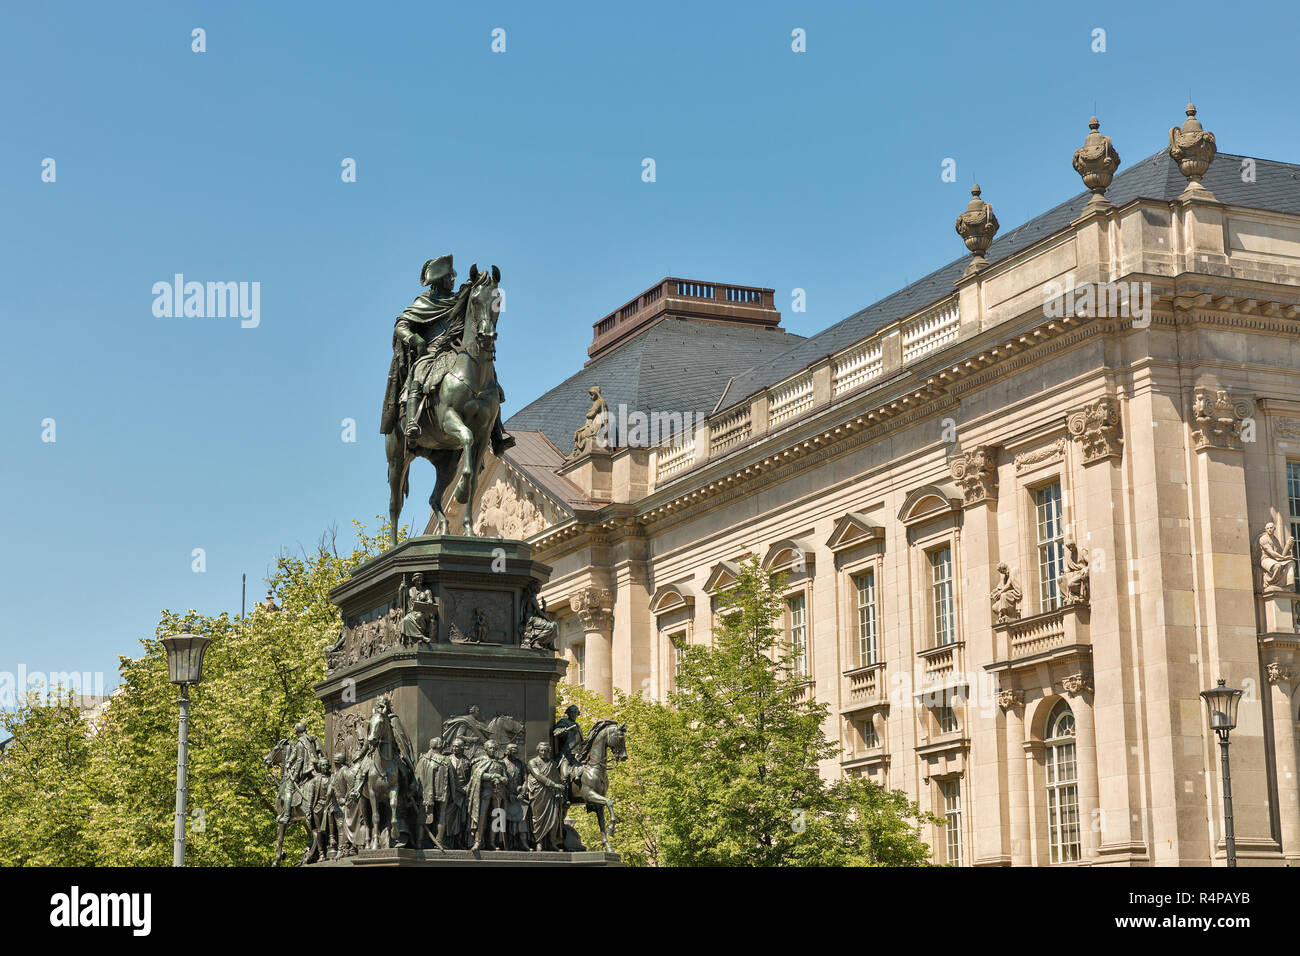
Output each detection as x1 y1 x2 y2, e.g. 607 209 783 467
386 264 503 543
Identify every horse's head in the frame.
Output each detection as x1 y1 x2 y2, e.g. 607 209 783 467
465 263 502 360
609 723 628 764
263 738 288 769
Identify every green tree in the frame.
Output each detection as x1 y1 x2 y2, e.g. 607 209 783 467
86 520 397 866
555 683 688 866
655 557 937 865
0 693 97 865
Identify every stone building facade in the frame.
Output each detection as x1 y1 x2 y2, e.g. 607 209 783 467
441 110 1300 866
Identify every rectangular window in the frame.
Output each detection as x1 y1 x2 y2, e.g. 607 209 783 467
571 641 585 688
930 547 955 646
860 717 879 750
1036 482 1066 611
1289 462 1300 568
936 705 959 735
854 571 878 667
942 780 963 866
669 632 687 683
788 594 808 680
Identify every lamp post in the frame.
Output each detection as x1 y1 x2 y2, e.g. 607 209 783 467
160 622 213 867
1200 678 1243 867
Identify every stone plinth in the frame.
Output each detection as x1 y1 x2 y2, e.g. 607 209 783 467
1261 589 1300 635
316 535 567 763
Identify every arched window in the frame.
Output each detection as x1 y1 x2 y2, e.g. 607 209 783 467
1045 700 1081 863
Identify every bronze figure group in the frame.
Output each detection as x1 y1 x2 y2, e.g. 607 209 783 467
267 700 626 863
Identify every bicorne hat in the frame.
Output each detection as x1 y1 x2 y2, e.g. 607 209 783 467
420 254 454 286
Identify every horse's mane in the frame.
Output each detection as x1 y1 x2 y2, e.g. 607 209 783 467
576 719 618 761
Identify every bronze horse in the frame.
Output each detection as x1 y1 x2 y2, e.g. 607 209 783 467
351 705 421 850
263 739 315 867
567 720 627 852
386 264 502 544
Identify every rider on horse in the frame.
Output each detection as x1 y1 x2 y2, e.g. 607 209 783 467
277 722 322 826
382 254 515 456
552 704 585 786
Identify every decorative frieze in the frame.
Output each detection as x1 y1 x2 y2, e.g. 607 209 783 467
1014 437 1066 473
949 444 999 504
1067 397 1122 464
1275 418 1300 441
1191 388 1253 451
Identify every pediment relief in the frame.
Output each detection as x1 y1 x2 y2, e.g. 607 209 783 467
472 472 561 540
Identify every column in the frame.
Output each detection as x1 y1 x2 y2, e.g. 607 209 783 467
1065 675 1100 859
569 586 614 700
1268 666 1300 861
1002 690 1030 865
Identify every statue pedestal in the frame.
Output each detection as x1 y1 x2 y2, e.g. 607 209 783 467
314 848 623 867
1261 588 1300 635
316 535 567 768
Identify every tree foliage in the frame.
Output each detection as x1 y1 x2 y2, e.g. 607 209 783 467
560 558 939 866
0 520 396 866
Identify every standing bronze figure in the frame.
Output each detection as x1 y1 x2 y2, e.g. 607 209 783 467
383 257 515 544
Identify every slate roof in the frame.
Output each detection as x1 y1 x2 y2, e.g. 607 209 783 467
503 430 598 510
714 149 1300 413
505 318 806 451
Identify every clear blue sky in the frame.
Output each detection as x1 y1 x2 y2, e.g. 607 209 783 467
2 0 1298 696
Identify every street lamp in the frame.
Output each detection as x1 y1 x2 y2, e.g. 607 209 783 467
160 622 213 867
1200 678 1243 867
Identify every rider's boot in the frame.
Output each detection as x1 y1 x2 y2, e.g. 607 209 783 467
404 392 422 440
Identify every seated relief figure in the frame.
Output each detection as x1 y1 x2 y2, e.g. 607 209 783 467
571 386 609 457
1258 520 1297 591
520 580 559 650
990 562 1022 623
1058 538 1090 606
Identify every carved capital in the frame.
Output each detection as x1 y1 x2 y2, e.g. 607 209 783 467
1067 397 1122 464
1061 673 1093 696
1266 661 1293 686
997 688 1024 711
949 444 999 505
569 587 613 631
1191 388 1253 452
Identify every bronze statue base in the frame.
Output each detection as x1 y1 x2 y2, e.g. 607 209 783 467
311 847 622 867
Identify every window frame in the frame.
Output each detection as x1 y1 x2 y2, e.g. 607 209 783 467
1045 700 1082 864
928 545 956 647
1033 480 1066 613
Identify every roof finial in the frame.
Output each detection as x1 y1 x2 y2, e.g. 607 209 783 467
1072 116 1121 217
1169 103 1218 201
954 183 999 282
